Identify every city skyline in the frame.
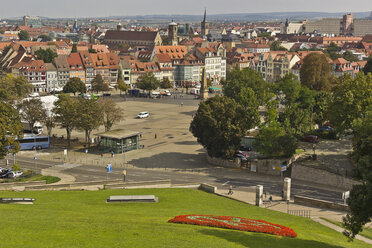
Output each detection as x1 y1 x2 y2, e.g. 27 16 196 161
0 0 371 18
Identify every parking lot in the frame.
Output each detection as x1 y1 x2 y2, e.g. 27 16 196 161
32 92 210 170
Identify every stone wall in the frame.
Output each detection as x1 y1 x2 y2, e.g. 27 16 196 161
206 155 240 168
291 164 360 190
199 183 217 193
294 195 349 211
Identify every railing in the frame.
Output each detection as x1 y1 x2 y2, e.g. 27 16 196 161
287 210 311 218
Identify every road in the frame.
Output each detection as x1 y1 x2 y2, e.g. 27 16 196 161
4 155 346 204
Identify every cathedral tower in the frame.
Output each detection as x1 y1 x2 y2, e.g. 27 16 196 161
201 9 209 36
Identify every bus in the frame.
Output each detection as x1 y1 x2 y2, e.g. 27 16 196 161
18 134 50 150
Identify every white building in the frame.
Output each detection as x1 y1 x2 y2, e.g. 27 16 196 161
45 63 59 92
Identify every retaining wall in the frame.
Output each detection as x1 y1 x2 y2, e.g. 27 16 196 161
0 181 46 191
199 183 217 193
206 155 240 168
292 164 360 190
294 195 349 211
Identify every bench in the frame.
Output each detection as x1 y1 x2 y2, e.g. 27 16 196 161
0 198 35 204
106 195 158 203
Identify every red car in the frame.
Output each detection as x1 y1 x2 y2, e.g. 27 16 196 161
301 135 319 143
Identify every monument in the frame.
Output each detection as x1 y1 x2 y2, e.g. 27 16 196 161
200 68 209 100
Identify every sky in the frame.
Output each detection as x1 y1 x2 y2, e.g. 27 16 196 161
1 0 371 18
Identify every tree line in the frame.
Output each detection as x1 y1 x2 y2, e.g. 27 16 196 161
190 53 372 239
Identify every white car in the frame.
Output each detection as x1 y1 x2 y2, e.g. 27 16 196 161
8 171 23 178
137 112 149 119
29 92 39 97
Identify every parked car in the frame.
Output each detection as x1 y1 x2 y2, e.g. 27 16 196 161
0 169 11 178
235 154 248 161
239 145 252 152
301 135 319 143
0 167 7 173
318 126 334 132
235 150 248 158
29 92 39 98
137 112 149 119
8 171 23 178
160 90 171 96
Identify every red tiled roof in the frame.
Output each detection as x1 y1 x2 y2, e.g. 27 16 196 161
67 53 84 70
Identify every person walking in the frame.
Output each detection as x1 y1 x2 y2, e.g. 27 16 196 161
155 133 157 139
122 169 127 182
228 185 233 195
111 150 114 158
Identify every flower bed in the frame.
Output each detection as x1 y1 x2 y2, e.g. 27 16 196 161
168 215 297 238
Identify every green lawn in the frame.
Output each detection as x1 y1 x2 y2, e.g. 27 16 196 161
321 218 372 240
0 188 369 248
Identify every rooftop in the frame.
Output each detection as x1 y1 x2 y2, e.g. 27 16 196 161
96 129 140 140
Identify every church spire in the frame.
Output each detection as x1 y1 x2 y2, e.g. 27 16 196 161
203 8 207 23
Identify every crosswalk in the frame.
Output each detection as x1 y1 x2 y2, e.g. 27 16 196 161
51 163 82 171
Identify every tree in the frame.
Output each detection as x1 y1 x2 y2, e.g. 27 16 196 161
343 104 372 240
38 34 52 42
17 98 47 131
160 77 172 89
18 30 30 41
71 44 78 53
41 115 55 137
0 102 23 158
136 72 159 95
327 73 372 134
257 32 271 37
300 53 332 91
276 74 315 136
313 91 332 125
75 98 102 144
91 74 109 93
115 78 129 96
343 50 358 62
254 121 298 158
99 98 124 131
190 96 255 159
364 56 372 75
223 68 268 105
270 41 287 51
0 74 32 101
325 42 341 60
53 94 78 147
35 48 58 63
63 77 86 95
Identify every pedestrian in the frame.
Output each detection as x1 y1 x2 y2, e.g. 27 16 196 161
155 133 157 139
122 169 127 182
181 102 183 107
140 133 142 138
269 194 273 202
101 153 103 159
111 150 114 158
228 185 233 195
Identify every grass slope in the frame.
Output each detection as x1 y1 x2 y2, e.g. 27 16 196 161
0 189 369 248
321 218 372 240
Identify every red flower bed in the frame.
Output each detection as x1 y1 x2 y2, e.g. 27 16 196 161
168 215 297 238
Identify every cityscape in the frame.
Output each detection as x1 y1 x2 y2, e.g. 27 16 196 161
0 1 372 247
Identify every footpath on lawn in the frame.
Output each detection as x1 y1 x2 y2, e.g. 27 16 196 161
216 189 372 245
